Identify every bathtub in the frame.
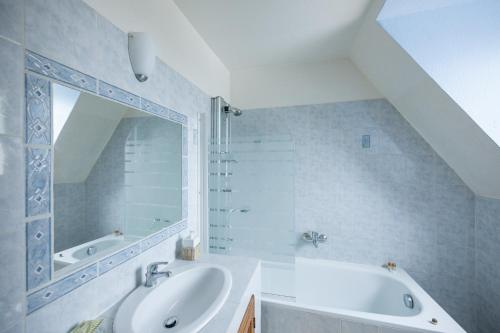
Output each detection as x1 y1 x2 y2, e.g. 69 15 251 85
54 233 137 272
261 258 465 333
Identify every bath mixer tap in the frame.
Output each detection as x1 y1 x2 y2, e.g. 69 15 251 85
302 231 327 248
145 262 172 288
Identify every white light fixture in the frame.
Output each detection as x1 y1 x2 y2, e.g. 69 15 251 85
128 32 156 82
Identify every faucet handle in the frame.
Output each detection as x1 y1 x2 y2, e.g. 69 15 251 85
318 234 327 242
147 261 169 273
302 232 313 241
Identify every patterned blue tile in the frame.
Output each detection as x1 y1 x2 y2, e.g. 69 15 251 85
182 157 188 188
26 148 51 217
27 264 97 314
182 189 188 220
25 51 97 92
182 126 188 157
140 229 169 252
98 81 140 109
26 218 51 290
98 244 141 274
168 109 188 125
25 74 51 145
141 98 168 118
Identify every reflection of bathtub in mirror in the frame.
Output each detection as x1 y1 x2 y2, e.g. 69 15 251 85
54 234 139 273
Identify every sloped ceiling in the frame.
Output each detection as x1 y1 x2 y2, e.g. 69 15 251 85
350 0 500 199
173 0 372 69
54 91 129 184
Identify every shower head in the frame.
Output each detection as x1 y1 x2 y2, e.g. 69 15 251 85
224 105 242 116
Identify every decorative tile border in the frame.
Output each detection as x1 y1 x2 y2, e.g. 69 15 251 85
26 218 51 290
25 52 97 93
27 264 98 314
26 220 187 314
141 98 168 119
24 50 190 313
25 74 51 145
98 244 141 274
98 81 140 109
169 109 188 125
26 148 51 217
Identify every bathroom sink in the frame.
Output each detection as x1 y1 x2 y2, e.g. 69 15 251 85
114 264 232 333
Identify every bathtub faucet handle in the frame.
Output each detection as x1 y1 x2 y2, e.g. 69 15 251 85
302 231 327 248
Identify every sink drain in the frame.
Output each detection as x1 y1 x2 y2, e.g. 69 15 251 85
164 316 178 329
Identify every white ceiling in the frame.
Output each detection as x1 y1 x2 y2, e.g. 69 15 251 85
174 0 372 70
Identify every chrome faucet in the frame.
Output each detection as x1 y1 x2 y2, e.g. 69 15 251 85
145 262 172 288
302 231 327 248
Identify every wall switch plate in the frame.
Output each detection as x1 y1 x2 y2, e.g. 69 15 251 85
362 135 371 148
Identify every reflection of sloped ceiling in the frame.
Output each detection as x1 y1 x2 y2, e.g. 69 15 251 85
54 90 129 184
351 0 500 199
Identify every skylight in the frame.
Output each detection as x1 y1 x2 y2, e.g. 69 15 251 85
378 0 500 147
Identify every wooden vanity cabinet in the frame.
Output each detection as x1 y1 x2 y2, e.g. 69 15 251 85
238 295 255 333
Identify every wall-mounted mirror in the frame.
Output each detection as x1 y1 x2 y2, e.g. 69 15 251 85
52 83 182 275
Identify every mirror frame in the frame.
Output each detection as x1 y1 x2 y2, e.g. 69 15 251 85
24 51 189 313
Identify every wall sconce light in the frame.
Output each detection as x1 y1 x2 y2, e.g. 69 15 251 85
128 32 156 82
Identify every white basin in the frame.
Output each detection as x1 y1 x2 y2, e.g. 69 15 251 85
114 264 232 333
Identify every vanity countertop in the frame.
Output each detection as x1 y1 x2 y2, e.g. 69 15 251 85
100 254 261 333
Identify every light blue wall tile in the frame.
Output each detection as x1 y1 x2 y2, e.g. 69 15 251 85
0 0 24 43
475 196 500 333
98 81 140 109
25 74 51 145
182 157 188 188
0 211 25 331
26 148 51 217
26 51 97 93
98 244 140 274
26 218 51 290
27 264 97 314
182 126 188 156
229 99 476 332
0 38 23 137
182 190 188 220
0 136 24 214
25 0 100 78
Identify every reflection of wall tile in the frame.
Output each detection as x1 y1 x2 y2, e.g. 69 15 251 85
25 74 51 145
98 81 140 109
26 218 51 290
26 148 51 217
25 52 97 93
27 264 97 314
98 244 140 274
